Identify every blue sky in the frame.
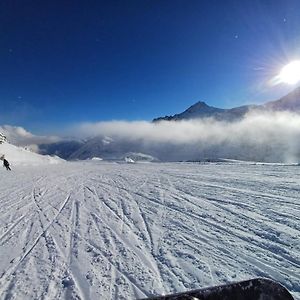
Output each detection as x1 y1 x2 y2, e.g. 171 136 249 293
0 0 300 133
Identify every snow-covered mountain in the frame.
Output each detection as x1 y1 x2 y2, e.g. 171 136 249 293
0 141 64 166
153 86 300 122
3 87 300 163
152 102 254 122
68 136 134 160
264 86 300 111
38 140 84 159
154 101 225 121
67 136 159 162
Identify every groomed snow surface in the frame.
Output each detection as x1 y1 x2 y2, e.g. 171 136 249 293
0 143 63 166
0 161 299 300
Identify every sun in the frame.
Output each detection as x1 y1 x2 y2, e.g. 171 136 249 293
278 60 300 84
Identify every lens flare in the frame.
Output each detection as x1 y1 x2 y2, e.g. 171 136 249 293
278 60 300 84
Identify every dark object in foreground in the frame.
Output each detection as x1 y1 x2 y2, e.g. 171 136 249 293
141 278 294 300
3 158 11 171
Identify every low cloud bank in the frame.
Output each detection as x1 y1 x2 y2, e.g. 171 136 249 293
2 112 300 163
74 111 300 163
0 125 61 150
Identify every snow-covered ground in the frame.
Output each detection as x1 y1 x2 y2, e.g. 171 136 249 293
0 143 63 166
0 161 299 300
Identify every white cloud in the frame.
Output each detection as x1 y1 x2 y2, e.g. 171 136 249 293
2 111 300 163
0 125 61 148
72 111 300 163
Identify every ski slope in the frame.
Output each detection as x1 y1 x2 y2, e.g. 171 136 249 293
0 143 63 166
0 161 299 299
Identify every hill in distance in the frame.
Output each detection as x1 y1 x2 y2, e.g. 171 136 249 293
0 142 63 166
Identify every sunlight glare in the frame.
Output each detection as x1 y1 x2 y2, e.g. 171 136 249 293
278 60 300 84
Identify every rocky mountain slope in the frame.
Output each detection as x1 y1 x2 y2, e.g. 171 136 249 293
153 87 300 122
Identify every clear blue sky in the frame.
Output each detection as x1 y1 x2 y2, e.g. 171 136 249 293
1 0 300 132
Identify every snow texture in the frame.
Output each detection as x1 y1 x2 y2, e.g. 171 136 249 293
0 143 63 167
0 161 299 300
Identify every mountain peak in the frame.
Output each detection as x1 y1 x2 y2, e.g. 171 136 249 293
153 100 224 122
185 101 209 111
153 86 300 123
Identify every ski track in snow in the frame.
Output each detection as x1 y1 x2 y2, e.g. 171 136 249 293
0 162 299 300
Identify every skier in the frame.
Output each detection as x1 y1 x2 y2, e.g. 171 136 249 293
3 158 11 171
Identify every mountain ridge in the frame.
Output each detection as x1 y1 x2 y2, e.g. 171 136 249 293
2 87 300 163
153 86 300 122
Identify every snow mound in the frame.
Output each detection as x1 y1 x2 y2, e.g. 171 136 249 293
0 142 64 166
123 152 159 162
124 157 135 163
91 157 103 161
